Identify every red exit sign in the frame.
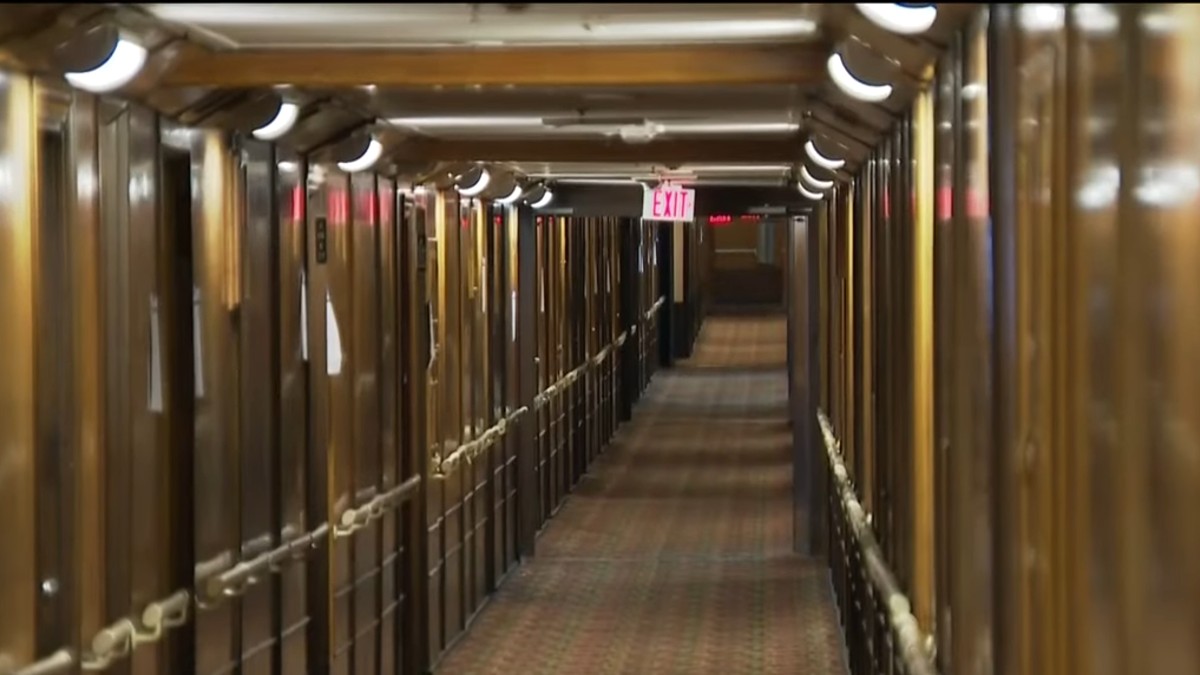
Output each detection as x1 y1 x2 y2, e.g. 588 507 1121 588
642 185 696 221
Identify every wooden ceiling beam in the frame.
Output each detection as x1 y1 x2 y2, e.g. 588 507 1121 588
385 136 802 164
159 42 829 88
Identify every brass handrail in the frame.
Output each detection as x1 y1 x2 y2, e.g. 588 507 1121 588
81 589 191 671
646 296 666 320
334 474 423 538
203 475 422 600
4 650 74 675
817 410 937 675
433 328 630 477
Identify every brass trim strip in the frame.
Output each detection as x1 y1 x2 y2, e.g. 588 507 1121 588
817 409 937 675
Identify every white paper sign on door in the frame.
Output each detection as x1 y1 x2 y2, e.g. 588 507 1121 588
325 291 344 376
148 293 164 413
193 286 206 399
300 269 309 362
510 290 518 343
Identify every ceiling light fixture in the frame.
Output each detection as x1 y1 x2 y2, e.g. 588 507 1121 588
456 166 491 196
587 18 817 41
60 25 148 94
552 178 652 186
1018 4 1066 33
855 3 938 35
827 52 894 103
388 116 543 128
252 101 300 141
386 117 800 136
805 140 846 171
335 136 382 173
800 165 834 191
798 183 825 200
660 122 800 134
529 189 553 209
496 184 524 205
668 164 793 173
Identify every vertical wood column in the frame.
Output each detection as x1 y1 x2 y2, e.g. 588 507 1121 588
0 68 37 674
911 86 936 631
515 206 539 558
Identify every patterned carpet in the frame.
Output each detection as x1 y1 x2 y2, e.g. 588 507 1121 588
437 314 847 675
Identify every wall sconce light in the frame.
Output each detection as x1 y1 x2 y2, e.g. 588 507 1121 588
797 183 825 201
800 165 834 191
856 3 938 35
57 24 147 94
455 165 491 196
805 139 846 171
522 183 553 209
334 134 382 173
827 51 894 103
251 96 300 141
529 189 554 209
495 183 525 205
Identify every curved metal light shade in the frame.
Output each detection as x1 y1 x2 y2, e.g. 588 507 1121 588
337 138 382 173
64 36 147 93
805 139 846 171
529 188 554 209
456 166 491 196
252 101 300 141
856 3 938 35
797 183 825 201
495 184 524 205
827 52 894 103
800 165 834 191
521 183 547 204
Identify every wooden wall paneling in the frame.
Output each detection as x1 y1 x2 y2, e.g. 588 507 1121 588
275 155 310 675
69 88 106 669
1119 6 1200 674
189 128 241 675
349 171 382 675
302 160 333 673
322 169 354 675
401 186 432 673
0 69 38 673
423 186 445 661
237 138 280 675
516 205 539 558
438 189 465 649
376 176 400 675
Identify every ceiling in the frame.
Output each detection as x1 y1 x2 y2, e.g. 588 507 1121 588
140 3 826 49
0 3 975 190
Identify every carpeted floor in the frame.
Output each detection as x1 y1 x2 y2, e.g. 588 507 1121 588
437 314 847 675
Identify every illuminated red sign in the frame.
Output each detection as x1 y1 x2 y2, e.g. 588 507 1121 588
642 185 696 221
706 214 763 225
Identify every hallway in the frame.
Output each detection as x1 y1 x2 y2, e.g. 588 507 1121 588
437 315 846 675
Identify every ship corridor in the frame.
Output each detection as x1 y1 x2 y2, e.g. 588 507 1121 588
437 314 844 675
3 5 1199 675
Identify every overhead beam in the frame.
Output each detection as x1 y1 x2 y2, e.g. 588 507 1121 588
386 136 802 164
159 42 829 88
